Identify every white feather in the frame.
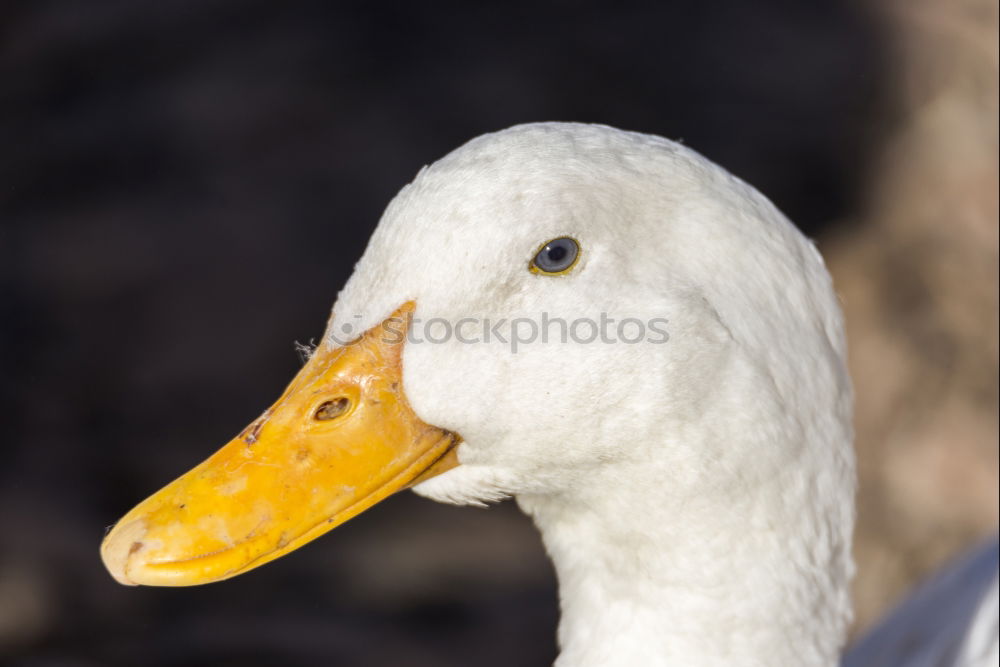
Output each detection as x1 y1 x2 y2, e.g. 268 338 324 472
326 123 855 666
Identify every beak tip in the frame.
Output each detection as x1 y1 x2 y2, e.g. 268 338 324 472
100 518 147 586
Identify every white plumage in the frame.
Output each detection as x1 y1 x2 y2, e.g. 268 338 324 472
101 121 998 666
326 123 855 666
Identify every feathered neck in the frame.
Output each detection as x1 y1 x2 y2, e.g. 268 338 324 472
518 448 853 667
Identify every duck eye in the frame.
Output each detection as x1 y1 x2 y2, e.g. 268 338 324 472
531 237 580 275
314 397 351 421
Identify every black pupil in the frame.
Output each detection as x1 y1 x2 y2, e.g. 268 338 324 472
546 244 567 262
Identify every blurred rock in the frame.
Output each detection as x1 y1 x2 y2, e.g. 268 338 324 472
826 0 999 635
0 560 53 651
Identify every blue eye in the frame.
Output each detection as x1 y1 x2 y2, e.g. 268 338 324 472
531 237 580 275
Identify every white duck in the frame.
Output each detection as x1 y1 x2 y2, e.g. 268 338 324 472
101 123 857 666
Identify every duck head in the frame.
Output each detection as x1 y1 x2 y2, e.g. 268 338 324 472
102 123 854 664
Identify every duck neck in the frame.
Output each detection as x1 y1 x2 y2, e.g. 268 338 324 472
517 465 850 667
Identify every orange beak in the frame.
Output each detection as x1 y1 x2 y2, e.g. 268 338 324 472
100 302 459 586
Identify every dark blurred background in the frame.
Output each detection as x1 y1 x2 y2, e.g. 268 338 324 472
1 1 996 666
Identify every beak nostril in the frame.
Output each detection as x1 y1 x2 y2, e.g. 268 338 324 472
314 397 351 421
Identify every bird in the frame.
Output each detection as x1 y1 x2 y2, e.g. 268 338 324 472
101 122 860 666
